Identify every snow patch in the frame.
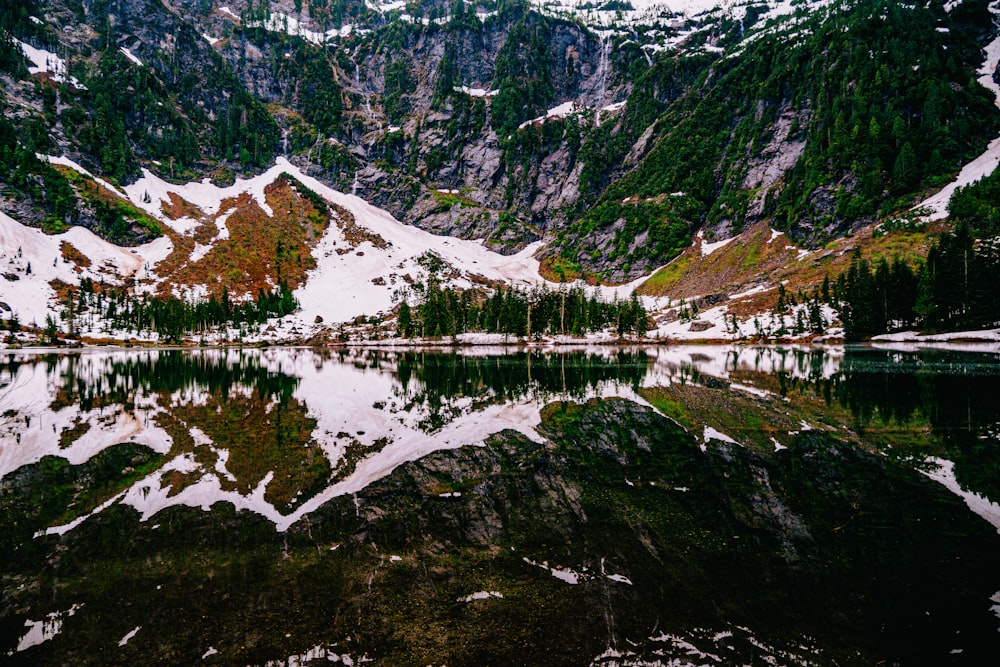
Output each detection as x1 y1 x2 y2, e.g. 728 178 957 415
245 11 351 45
704 425 738 445
873 328 1000 344
699 230 735 256
188 243 212 264
15 38 85 88
119 47 143 66
522 557 583 584
729 284 773 301
13 604 82 654
518 101 583 129
731 383 772 398
366 0 408 12
454 86 499 98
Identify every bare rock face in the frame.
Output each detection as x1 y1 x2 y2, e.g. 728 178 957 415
741 107 809 233
529 144 584 219
460 140 504 197
742 107 809 194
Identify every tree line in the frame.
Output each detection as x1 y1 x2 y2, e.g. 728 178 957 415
396 280 649 339
57 280 298 342
835 225 1000 340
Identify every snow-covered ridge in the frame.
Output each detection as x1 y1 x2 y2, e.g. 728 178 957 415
121 158 564 325
3 155 565 335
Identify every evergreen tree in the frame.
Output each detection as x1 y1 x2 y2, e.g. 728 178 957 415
892 141 920 192
397 300 412 338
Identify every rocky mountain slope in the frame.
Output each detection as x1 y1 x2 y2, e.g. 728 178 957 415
1 0 999 339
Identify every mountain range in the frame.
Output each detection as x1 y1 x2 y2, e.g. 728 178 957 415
1 0 999 343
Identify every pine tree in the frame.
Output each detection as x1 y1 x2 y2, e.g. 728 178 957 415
397 300 412 338
892 142 919 192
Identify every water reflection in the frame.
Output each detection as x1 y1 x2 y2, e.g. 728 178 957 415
2 345 1000 665
3 345 1000 533
0 348 662 531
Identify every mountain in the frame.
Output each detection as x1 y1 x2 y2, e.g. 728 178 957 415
1 0 999 342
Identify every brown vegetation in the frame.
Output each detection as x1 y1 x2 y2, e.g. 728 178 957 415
160 193 203 221
60 241 91 269
154 175 332 299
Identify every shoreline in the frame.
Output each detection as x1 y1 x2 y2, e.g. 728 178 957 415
4 333 1000 354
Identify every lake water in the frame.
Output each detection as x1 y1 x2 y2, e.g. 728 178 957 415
2 345 999 665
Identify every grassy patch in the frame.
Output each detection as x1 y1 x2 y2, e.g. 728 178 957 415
58 420 92 449
639 388 696 430
740 244 761 270
538 255 583 283
636 254 691 296
430 190 478 212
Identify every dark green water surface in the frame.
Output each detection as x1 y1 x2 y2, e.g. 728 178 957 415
1 345 999 666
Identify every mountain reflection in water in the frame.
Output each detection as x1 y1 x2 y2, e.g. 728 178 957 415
1 345 999 666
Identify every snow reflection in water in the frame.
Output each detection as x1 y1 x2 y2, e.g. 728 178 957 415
2 345 999 535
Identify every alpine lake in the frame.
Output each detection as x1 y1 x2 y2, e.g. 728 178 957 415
2 344 1000 666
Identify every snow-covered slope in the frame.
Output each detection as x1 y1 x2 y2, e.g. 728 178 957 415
0 153 595 338
0 210 144 327
120 158 555 324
